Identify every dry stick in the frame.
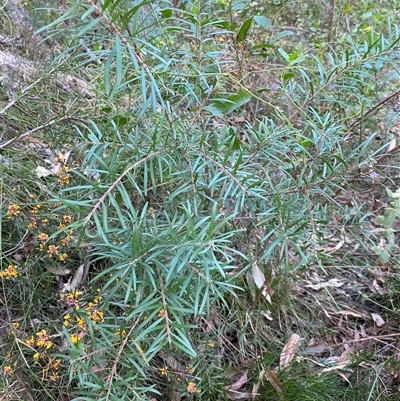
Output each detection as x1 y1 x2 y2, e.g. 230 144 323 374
90 1 144 67
327 0 336 45
0 115 84 150
105 312 144 401
347 88 400 132
248 269 274 315
328 332 400 347
157 267 171 344
84 151 163 225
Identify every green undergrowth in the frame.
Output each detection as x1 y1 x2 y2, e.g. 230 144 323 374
1 0 400 400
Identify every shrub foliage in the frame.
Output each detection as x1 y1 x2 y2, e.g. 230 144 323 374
1 1 400 400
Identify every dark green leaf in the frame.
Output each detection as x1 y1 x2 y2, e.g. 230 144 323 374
253 42 275 49
282 72 295 80
160 8 173 18
237 17 253 42
206 91 252 116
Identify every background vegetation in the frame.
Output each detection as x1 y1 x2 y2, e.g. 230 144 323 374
1 0 400 400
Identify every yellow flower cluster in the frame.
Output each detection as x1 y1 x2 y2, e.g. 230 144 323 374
187 381 200 394
25 328 61 381
61 292 104 347
3 365 13 376
58 165 71 186
0 265 18 280
27 329 53 349
60 290 81 308
6 204 20 218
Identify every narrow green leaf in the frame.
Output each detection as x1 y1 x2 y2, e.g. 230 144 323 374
278 47 290 61
102 0 115 11
237 17 253 42
118 0 152 25
104 48 115 95
115 35 123 86
81 5 96 20
171 330 196 356
35 3 79 34
273 30 294 41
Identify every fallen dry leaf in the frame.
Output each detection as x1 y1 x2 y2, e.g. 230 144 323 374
304 343 328 355
371 313 385 327
318 361 352 375
262 311 273 321
304 278 344 290
252 369 284 400
368 279 383 294
45 265 71 276
226 370 248 391
227 390 254 400
35 164 61 178
265 369 285 399
280 333 301 370
249 262 273 304
330 309 370 319
388 137 397 152
60 264 84 292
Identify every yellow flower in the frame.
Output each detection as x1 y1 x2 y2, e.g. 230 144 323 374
37 232 49 242
158 309 166 318
63 314 72 327
3 365 13 376
58 171 70 186
63 215 73 224
160 366 168 376
59 253 68 262
91 310 104 323
93 296 102 304
28 221 37 230
61 291 81 307
77 317 87 330
60 236 71 246
47 245 59 256
26 336 35 347
36 329 53 349
70 333 79 344
53 358 61 370
30 204 41 215
6 204 20 218
50 372 59 381
0 265 18 280
187 381 198 394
